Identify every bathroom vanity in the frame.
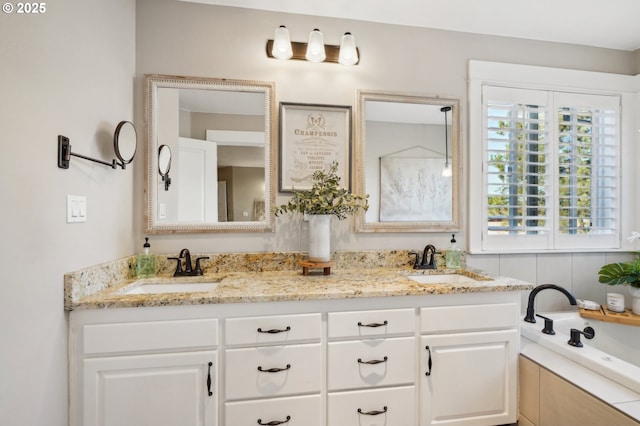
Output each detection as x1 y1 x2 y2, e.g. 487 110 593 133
66 259 531 426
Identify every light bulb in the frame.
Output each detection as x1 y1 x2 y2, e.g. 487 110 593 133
272 25 293 60
442 162 452 177
338 32 358 65
305 29 326 63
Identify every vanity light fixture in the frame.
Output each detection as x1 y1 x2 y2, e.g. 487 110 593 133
266 27 359 65
441 106 452 177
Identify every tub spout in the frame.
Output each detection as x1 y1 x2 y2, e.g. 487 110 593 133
524 284 577 323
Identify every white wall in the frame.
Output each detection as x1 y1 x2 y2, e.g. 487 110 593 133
0 1 136 425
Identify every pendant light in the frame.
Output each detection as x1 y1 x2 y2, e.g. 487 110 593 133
305 29 326 63
272 25 293 60
441 106 452 177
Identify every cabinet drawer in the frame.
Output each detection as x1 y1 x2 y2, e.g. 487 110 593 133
83 319 218 355
225 343 322 400
420 303 518 333
225 394 321 426
328 386 416 426
328 308 414 339
328 337 415 391
225 313 321 346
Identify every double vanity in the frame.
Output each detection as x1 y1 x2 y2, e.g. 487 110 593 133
66 250 532 426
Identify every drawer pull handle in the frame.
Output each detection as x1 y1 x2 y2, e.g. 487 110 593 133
357 406 388 416
206 362 213 396
357 320 388 328
257 415 291 425
257 326 291 334
257 364 291 373
357 356 388 365
425 345 432 376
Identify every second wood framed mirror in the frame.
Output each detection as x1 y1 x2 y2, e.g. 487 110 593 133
354 90 461 233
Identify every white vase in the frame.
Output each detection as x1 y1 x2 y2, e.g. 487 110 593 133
307 214 332 262
629 287 640 316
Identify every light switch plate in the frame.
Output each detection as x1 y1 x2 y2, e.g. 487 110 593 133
67 195 87 223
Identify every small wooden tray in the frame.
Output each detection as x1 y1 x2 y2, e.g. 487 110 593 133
299 260 335 276
579 307 640 327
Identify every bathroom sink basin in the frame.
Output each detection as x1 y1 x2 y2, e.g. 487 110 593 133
122 282 219 295
406 274 484 285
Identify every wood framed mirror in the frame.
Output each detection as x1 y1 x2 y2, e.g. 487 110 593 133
144 74 275 233
354 90 461 233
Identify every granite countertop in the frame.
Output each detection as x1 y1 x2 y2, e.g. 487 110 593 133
66 261 533 311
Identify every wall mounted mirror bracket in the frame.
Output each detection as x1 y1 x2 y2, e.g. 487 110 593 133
57 121 137 170
58 135 117 169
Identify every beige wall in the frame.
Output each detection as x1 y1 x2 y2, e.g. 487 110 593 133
0 0 136 424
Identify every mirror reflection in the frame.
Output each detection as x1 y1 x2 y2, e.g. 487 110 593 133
158 144 172 191
355 91 460 232
145 75 274 233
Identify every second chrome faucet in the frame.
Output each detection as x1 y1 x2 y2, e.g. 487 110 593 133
168 248 209 277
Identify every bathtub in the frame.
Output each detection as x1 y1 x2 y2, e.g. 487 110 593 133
521 310 640 420
521 311 640 394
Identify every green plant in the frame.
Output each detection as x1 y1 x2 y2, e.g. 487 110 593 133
274 162 369 220
598 254 640 289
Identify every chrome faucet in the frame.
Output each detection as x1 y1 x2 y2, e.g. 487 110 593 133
168 248 209 277
524 284 577 323
409 245 437 269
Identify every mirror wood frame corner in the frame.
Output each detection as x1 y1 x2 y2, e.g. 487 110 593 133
144 74 276 233
354 90 461 233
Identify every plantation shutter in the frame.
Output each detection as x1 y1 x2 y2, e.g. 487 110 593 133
554 92 620 249
483 86 552 250
482 86 620 251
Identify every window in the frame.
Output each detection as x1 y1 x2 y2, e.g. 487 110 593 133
481 86 620 251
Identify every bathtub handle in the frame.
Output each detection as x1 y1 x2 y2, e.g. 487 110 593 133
568 326 595 347
536 314 555 335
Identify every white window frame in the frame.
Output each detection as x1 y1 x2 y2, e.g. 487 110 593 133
468 61 637 254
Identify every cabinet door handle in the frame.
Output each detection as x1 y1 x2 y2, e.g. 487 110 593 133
357 356 388 365
357 406 388 416
425 345 432 376
257 326 291 334
257 364 291 373
357 320 388 328
257 415 291 425
206 362 213 396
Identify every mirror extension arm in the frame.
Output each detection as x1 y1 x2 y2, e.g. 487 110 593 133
57 135 120 169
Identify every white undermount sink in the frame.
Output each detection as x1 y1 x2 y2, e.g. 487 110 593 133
122 282 219 295
406 274 485 285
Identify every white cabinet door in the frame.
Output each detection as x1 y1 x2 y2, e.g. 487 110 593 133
420 330 518 426
84 350 217 426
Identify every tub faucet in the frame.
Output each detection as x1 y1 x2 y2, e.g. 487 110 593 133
524 284 577 323
409 245 436 269
168 248 209 277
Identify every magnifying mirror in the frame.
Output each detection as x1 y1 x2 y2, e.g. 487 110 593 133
158 144 172 191
114 120 137 168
